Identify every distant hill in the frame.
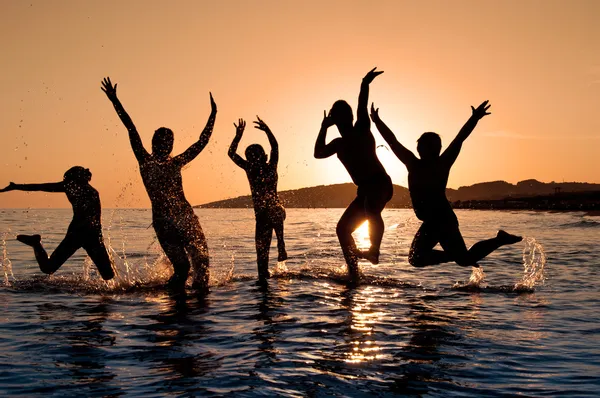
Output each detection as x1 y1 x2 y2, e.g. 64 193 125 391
196 183 411 209
195 179 600 209
446 179 600 202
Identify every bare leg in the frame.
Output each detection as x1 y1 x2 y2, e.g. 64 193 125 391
255 221 273 282
188 240 210 294
159 239 192 290
83 233 115 280
361 179 392 265
17 233 79 275
274 220 287 261
337 197 368 280
408 223 451 267
362 211 384 265
447 230 523 266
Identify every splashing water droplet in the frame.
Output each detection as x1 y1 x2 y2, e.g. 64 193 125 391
514 237 546 290
467 266 486 287
2 233 15 286
273 261 288 275
82 256 93 282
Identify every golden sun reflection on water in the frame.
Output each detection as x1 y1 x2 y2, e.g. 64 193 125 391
344 286 388 364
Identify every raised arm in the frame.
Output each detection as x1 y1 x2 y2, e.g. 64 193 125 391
371 103 417 167
174 93 218 167
0 181 64 193
101 77 149 163
228 118 249 169
314 110 341 159
442 100 491 167
356 67 384 130
253 116 278 167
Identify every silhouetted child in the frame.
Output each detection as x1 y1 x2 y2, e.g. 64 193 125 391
101 77 216 292
0 166 115 280
228 117 287 281
370 100 522 268
314 68 393 280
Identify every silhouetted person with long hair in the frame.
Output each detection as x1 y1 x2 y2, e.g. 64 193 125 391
314 68 393 280
229 117 287 281
101 77 216 292
370 100 522 268
0 166 115 280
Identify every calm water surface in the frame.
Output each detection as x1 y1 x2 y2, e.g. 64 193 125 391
0 208 598 397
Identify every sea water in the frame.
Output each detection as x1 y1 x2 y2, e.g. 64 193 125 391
0 208 598 396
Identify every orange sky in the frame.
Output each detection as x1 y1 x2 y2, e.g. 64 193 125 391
1 0 599 208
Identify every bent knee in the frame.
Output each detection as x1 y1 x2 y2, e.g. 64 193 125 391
408 255 427 268
454 256 473 267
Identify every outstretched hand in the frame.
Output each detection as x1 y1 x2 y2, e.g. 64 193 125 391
0 182 16 193
253 116 271 134
362 67 384 85
101 77 117 100
471 100 491 120
209 92 217 113
234 118 246 136
370 103 381 121
321 110 334 128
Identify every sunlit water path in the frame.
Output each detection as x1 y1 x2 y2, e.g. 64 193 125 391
0 209 598 396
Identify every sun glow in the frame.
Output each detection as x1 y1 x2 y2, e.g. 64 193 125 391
376 145 408 187
353 221 371 250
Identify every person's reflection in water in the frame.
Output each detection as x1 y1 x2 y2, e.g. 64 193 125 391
311 286 387 378
389 296 469 395
142 291 219 390
35 298 120 395
338 287 386 365
252 283 286 370
101 77 216 292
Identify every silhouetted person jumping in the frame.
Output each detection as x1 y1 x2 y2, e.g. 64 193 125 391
0 166 115 280
314 68 393 280
370 100 522 268
101 77 216 292
228 117 287 281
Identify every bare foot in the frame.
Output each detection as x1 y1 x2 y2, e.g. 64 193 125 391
497 230 523 245
191 280 210 295
16 234 41 247
278 250 288 262
258 268 271 282
166 274 187 292
360 249 380 265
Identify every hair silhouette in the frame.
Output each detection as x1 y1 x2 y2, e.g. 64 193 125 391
101 77 216 292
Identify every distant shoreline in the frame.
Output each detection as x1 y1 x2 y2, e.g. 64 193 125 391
195 180 600 213
0 208 598 216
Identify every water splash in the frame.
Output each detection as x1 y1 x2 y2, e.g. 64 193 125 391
273 261 288 275
1 233 15 286
467 266 486 287
82 255 93 282
210 253 235 286
106 244 173 291
453 238 546 294
452 266 486 290
514 237 546 290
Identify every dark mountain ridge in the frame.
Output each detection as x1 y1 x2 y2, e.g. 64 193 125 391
195 179 600 209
